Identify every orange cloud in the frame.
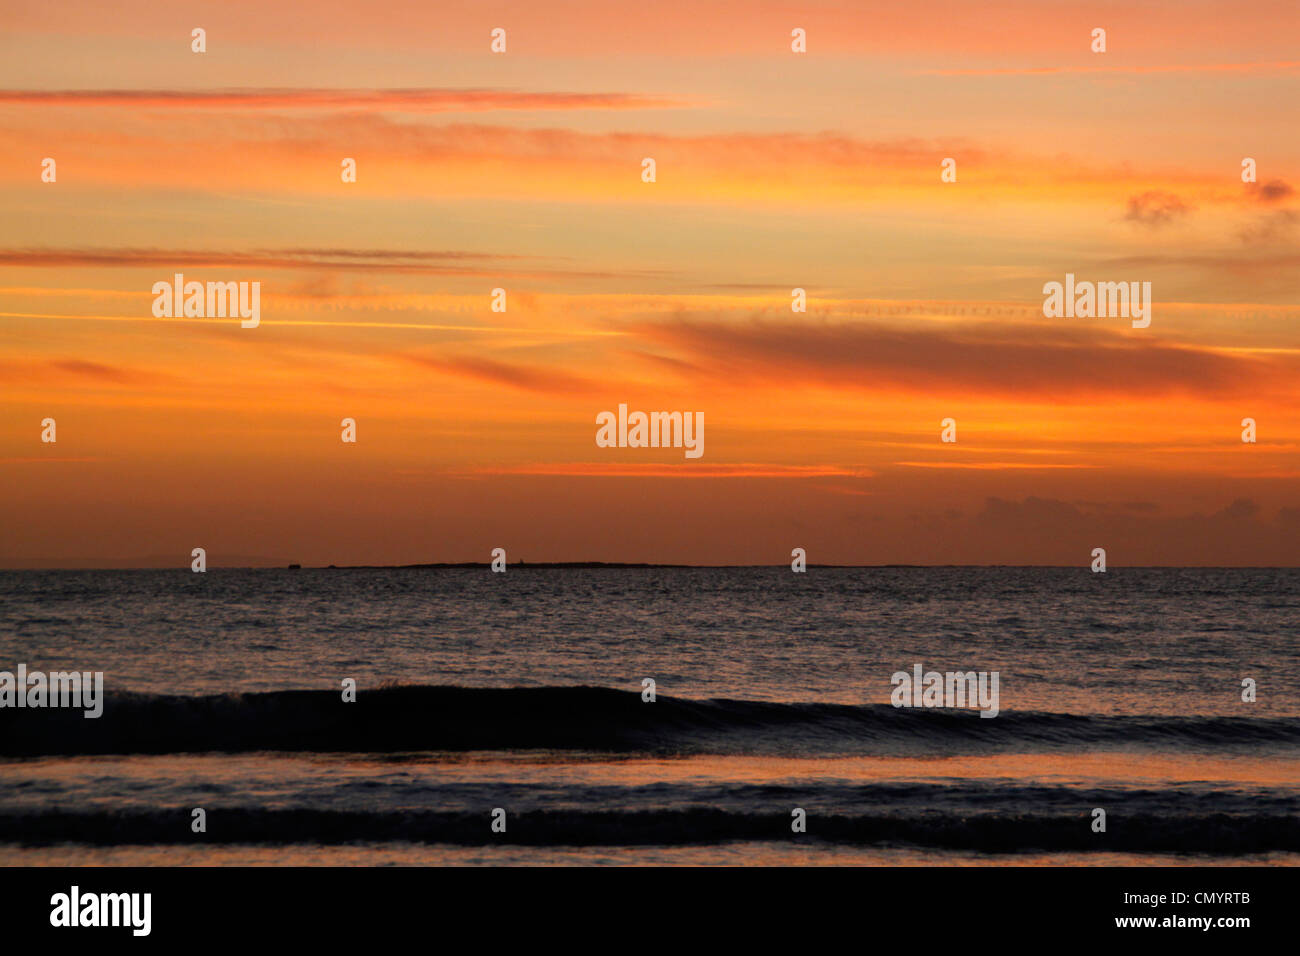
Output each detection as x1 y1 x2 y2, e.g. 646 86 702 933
1 110 1225 205
402 354 604 395
0 247 661 283
920 60 1300 76
458 463 869 478
631 317 1300 401
0 88 683 112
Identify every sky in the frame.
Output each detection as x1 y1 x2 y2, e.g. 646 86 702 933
1 0 1298 567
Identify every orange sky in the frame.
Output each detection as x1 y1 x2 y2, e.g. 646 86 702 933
1 0 1298 566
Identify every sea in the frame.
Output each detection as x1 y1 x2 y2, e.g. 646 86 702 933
1 567 1297 865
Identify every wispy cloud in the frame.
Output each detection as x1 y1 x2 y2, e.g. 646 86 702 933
457 463 869 478
1123 191 1192 227
918 60 1300 76
894 461 1098 470
1246 180 1296 204
1237 210 1300 245
402 354 604 395
0 88 684 112
0 357 165 386
0 247 664 282
633 317 1299 400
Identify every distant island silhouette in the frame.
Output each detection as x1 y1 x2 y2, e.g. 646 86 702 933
297 562 943 570
312 561 695 569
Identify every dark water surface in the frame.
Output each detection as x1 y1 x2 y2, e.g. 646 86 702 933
2 568 1297 864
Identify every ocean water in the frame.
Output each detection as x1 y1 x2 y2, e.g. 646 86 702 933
1 567 1298 865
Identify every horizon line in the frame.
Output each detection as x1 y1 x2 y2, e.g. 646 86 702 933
3 562 1299 571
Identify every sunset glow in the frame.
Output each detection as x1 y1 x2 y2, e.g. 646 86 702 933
2 0 1297 567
